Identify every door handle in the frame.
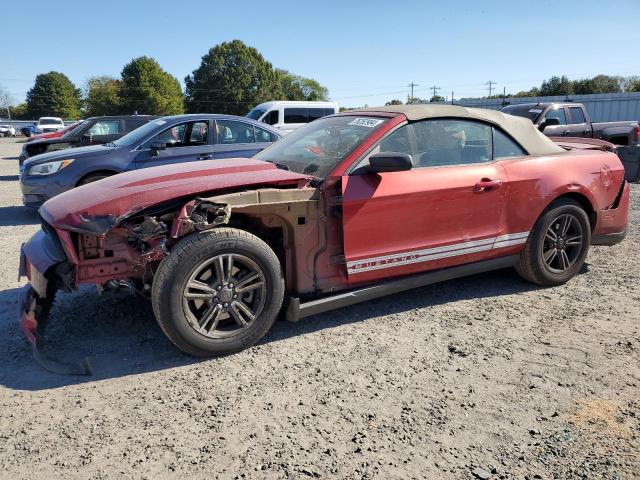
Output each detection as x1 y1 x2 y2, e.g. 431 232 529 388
562 130 571 136
474 179 503 193
583 130 590 134
197 154 213 160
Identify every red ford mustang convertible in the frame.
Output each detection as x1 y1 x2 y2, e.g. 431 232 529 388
19 105 629 372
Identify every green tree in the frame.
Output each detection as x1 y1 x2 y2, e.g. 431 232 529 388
385 99 403 105
430 95 445 102
26 72 82 119
573 74 622 94
625 77 640 92
277 69 328 101
185 40 283 115
120 57 184 115
9 103 28 119
540 75 574 96
85 76 122 116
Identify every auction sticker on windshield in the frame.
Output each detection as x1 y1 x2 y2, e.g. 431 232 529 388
348 118 384 128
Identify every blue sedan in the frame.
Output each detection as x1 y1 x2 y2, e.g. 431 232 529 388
20 114 282 208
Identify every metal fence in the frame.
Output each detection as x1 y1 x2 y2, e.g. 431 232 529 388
0 119 39 131
451 92 640 123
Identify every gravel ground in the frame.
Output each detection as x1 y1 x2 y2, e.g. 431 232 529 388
0 137 638 479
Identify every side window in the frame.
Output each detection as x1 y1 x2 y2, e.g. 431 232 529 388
569 107 586 124
263 110 279 125
494 129 527 159
87 120 120 136
140 122 203 149
216 120 255 144
308 108 326 121
255 126 277 143
379 125 412 155
189 121 209 145
284 108 308 124
414 119 492 167
545 108 567 125
154 123 188 148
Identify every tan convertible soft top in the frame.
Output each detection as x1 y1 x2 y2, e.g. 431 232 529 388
356 104 564 156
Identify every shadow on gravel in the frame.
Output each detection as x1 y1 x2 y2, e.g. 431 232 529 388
0 265 589 391
0 205 39 226
1 157 19 161
0 175 19 181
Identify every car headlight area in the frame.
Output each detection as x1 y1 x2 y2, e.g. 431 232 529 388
27 159 74 176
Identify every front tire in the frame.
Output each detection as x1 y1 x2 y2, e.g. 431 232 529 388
151 228 284 356
515 199 591 286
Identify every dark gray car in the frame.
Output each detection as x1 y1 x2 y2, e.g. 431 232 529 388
20 114 282 208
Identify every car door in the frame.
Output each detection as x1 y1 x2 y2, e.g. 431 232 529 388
567 106 592 138
341 118 509 282
133 120 214 169
541 107 570 137
213 119 267 159
83 119 123 145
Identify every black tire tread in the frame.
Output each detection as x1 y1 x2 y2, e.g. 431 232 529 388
151 227 284 356
515 198 590 286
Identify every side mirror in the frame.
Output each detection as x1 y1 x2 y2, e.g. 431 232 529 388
367 152 413 173
81 133 92 145
539 117 560 132
150 141 167 156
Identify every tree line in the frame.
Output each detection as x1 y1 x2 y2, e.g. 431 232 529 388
5 40 329 120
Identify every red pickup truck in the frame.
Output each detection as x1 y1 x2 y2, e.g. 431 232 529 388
502 102 639 146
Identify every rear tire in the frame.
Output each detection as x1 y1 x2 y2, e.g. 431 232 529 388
515 199 591 286
151 228 284 356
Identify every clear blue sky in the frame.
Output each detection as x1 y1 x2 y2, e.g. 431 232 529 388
2 0 638 109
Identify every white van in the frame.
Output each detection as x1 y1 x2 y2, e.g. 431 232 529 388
246 101 339 134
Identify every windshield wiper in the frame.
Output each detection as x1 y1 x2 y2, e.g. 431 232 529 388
105 142 117 147
264 160 290 171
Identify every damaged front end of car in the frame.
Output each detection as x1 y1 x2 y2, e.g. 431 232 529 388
19 186 320 374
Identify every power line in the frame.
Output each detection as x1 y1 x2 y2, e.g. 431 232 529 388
407 82 419 103
485 80 496 98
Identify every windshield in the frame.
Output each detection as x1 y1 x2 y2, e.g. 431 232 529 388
254 115 389 177
62 121 84 137
501 105 543 122
112 119 166 147
40 118 63 125
246 108 266 120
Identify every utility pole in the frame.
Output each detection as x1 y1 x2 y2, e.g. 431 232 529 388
408 82 419 103
485 80 496 98
451 91 454 105
430 85 440 100
502 86 507 106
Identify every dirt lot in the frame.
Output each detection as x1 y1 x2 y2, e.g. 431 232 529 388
0 136 637 479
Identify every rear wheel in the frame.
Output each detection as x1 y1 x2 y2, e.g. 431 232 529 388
515 199 591 286
151 228 284 356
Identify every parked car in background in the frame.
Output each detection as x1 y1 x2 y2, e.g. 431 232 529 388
35 117 65 134
0 125 16 137
19 115 156 165
20 114 282 208
18 105 629 370
27 121 83 142
502 103 640 146
21 123 37 137
246 100 339 133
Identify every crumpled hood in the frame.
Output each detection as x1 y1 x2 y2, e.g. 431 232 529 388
40 158 310 232
24 144 115 166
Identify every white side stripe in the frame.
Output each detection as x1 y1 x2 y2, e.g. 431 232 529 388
347 231 529 274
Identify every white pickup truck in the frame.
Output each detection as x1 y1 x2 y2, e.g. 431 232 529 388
35 117 65 134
